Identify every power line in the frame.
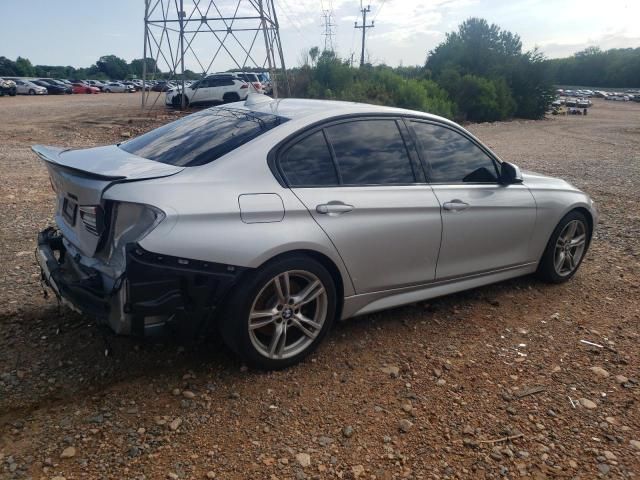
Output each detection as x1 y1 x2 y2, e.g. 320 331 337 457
354 4 374 67
372 0 386 23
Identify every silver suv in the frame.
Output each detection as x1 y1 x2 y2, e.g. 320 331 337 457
165 74 249 107
35 96 596 369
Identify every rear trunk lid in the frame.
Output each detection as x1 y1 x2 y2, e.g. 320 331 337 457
33 144 183 257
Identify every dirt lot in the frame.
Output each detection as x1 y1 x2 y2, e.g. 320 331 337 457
0 93 638 480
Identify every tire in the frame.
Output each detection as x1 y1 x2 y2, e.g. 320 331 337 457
105 89 111 93
536 210 591 284
220 255 337 370
222 92 240 103
171 94 189 108
86 89 92 94
28 89 35 95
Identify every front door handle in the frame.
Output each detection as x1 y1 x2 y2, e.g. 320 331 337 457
442 199 470 211
316 202 354 215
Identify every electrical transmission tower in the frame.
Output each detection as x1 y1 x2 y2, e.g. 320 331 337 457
142 0 290 109
321 10 336 53
354 4 374 67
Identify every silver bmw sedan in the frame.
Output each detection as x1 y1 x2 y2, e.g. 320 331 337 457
34 96 597 369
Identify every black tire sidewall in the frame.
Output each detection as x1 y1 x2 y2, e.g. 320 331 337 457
220 256 337 370
537 210 591 283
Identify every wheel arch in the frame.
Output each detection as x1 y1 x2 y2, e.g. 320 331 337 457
252 249 346 321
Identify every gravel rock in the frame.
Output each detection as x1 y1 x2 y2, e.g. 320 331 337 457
182 390 196 399
579 398 597 409
380 366 400 378
590 366 610 378
60 446 76 458
169 418 182 431
398 419 413 433
630 440 640 450
295 453 311 468
342 425 354 438
615 375 629 384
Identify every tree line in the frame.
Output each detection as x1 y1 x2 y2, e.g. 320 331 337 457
546 46 640 88
2 18 637 122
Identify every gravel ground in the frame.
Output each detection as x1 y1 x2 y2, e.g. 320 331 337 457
0 94 638 480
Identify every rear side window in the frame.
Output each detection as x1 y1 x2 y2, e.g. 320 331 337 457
280 131 339 186
119 108 287 167
325 120 415 185
411 122 499 183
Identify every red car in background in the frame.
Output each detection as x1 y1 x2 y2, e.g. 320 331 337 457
72 83 100 94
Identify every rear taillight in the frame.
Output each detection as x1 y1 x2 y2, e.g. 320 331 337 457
79 205 105 236
253 82 261 89
240 83 248 89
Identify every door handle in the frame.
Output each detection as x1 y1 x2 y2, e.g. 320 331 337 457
442 199 470 211
316 202 354 215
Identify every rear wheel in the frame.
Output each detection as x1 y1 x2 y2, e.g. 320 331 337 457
105 88 111 93
223 92 240 103
537 210 591 283
171 94 189 108
220 256 337 370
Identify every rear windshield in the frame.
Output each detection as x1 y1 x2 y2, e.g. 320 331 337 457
119 108 287 167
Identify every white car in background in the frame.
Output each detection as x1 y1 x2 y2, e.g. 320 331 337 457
229 72 265 94
103 82 133 93
14 79 48 95
165 74 249 107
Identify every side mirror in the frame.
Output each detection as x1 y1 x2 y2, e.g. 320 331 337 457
500 162 523 185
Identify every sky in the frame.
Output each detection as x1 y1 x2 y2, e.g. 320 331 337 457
1 0 639 71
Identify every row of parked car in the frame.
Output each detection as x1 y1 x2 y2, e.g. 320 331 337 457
556 88 640 102
0 77 141 96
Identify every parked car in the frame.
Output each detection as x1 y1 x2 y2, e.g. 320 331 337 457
229 71 264 94
0 78 17 96
33 97 597 369
72 83 100 94
31 80 67 95
151 81 172 92
103 82 132 93
13 79 47 95
165 74 249 107
37 78 72 94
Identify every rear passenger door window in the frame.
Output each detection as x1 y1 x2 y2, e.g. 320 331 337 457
279 131 339 187
324 120 415 185
411 121 499 183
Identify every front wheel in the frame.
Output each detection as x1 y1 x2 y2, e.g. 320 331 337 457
537 210 591 283
220 256 337 370
28 89 35 95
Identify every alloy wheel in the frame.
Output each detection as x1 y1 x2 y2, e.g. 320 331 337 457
248 270 328 360
554 219 587 276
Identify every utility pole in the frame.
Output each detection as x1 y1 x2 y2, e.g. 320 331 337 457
354 5 374 67
321 10 336 53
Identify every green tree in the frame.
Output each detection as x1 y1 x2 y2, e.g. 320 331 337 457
95 55 129 79
129 57 159 77
15 56 35 76
427 18 552 120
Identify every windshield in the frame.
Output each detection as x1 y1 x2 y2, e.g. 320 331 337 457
119 107 287 167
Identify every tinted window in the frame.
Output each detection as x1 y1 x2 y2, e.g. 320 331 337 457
280 131 339 186
119 108 286 167
411 122 498 183
325 120 415 185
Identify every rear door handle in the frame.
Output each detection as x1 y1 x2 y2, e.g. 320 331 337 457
442 199 470 211
316 202 354 215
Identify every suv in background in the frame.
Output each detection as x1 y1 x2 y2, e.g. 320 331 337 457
165 74 249 107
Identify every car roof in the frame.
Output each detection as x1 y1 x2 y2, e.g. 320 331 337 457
235 96 453 126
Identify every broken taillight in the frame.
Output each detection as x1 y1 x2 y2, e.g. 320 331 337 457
79 205 105 236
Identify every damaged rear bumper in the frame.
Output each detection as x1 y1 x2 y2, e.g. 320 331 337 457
36 227 247 336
